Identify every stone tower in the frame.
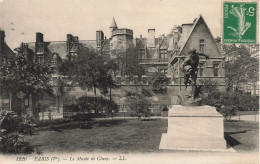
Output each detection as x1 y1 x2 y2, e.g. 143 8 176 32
109 17 118 38
109 17 133 59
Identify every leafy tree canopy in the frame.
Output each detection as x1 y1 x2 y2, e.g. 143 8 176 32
59 46 117 96
223 44 259 90
110 38 145 77
1 50 53 97
149 73 170 94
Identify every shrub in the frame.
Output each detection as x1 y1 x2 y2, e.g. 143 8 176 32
149 74 170 94
0 111 35 154
35 103 49 113
218 105 236 121
75 96 119 114
63 103 80 113
126 94 151 120
71 113 104 121
200 79 258 119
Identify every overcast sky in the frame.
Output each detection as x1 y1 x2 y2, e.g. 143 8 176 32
0 0 222 50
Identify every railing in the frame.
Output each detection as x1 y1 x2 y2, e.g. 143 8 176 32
138 58 168 63
63 103 171 118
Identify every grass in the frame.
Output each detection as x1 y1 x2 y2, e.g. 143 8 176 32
25 119 167 153
224 120 259 152
24 119 258 153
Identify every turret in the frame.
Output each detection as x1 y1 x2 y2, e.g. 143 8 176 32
109 17 118 38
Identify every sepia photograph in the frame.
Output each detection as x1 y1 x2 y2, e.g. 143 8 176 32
0 0 259 163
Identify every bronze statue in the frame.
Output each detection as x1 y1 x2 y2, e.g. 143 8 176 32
181 48 209 98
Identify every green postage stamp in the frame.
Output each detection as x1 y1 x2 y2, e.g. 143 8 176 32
223 1 258 44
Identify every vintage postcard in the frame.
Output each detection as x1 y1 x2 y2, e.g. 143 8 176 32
0 0 259 164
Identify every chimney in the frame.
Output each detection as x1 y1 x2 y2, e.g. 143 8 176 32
173 26 181 49
73 36 78 42
96 31 104 47
22 43 28 51
36 32 44 43
67 34 73 52
0 30 5 54
35 32 45 56
67 34 73 42
182 24 192 35
0 30 5 71
147 29 155 48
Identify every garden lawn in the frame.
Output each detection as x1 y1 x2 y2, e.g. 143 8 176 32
224 120 259 152
25 119 167 153
24 119 258 153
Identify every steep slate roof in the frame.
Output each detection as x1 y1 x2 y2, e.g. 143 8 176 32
27 42 36 53
27 41 68 59
4 43 14 56
178 24 193 49
158 35 169 49
80 40 97 49
136 38 147 49
178 15 222 56
135 37 160 58
47 42 67 59
169 14 222 64
110 17 118 28
27 40 98 59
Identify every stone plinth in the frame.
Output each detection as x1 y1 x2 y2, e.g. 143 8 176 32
160 105 228 151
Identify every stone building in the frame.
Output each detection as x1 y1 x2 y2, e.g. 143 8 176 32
1 14 225 112
21 14 225 93
169 15 225 91
0 30 15 110
101 15 225 91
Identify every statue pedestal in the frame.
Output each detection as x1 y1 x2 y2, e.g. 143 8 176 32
159 105 231 151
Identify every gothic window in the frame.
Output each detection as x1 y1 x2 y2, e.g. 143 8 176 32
70 52 78 61
116 76 121 84
52 56 57 65
52 59 57 65
142 76 147 84
138 49 145 59
164 69 168 74
36 54 44 63
160 68 168 75
159 49 167 59
199 39 205 53
213 62 220 77
198 63 204 76
71 52 77 56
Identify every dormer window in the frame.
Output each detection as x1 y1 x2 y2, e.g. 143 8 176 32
36 54 44 63
52 56 57 65
160 68 168 75
71 52 77 56
139 49 145 59
159 49 167 59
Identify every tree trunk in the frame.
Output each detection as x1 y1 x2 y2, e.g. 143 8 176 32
31 93 38 121
9 93 12 111
109 87 112 102
21 98 24 114
57 94 60 113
